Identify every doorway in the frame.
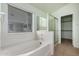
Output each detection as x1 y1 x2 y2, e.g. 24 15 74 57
61 14 72 45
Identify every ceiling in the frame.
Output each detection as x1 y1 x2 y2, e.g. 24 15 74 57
30 3 68 13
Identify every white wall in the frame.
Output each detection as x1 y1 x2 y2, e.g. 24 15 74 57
52 4 79 48
0 3 47 48
0 15 1 49
0 4 1 12
0 4 8 48
5 32 38 47
0 4 1 48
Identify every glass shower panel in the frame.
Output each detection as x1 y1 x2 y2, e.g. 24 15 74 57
48 15 59 44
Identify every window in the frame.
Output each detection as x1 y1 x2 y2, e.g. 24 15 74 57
37 16 47 30
8 5 32 33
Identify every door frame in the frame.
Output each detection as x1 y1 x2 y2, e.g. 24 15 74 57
60 14 73 44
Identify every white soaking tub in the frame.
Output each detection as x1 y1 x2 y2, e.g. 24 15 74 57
18 43 50 56
18 31 54 56
0 40 40 56
0 32 54 56
0 40 50 56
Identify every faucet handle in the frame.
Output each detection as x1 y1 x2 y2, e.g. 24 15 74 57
40 42 42 44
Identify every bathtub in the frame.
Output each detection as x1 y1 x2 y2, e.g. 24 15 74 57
0 40 50 56
18 43 50 56
18 31 54 56
0 32 53 56
17 31 54 56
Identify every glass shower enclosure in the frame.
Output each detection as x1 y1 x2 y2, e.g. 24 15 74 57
48 15 59 44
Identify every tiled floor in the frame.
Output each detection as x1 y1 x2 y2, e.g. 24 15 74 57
54 39 79 56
